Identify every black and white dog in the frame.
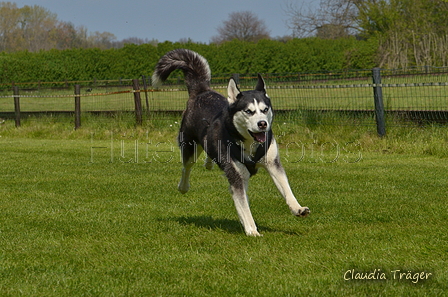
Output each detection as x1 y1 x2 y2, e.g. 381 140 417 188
152 49 309 236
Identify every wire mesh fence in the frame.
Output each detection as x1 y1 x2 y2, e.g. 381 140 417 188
0 67 447 129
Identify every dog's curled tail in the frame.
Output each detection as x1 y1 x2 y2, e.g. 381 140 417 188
152 49 211 96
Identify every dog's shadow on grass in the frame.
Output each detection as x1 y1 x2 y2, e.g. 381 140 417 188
174 215 301 236
175 216 243 234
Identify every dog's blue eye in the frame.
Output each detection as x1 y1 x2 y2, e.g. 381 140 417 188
262 107 269 113
245 110 254 115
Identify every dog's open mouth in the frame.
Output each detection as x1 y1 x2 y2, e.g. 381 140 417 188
249 131 267 143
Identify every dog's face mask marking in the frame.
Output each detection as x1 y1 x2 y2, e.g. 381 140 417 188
228 75 273 143
234 98 273 143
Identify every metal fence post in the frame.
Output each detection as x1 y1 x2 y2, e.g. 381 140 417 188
13 85 20 127
74 84 81 130
132 79 143 126
232 73 240 84
142 75 150 116
372 68 386 137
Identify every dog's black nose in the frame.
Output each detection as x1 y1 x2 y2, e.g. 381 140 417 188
258 121 267 130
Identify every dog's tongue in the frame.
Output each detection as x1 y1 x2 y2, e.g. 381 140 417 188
252 132 266 143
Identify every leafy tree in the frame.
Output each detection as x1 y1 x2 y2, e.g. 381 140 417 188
356 0 448 67
19 4 59 51
87 31 117 49
286 0 448 67
0 2 24 51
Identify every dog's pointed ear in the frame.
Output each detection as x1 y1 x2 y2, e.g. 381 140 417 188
255 73 266 93
227 78 241 104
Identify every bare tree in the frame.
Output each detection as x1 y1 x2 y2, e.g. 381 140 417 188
211 11 270 43
284 0 359 39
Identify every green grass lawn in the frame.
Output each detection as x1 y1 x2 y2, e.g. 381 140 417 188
0 122 447 296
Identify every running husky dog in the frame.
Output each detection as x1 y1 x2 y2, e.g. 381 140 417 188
152 49 310 236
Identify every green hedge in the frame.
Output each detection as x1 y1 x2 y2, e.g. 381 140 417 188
0 37 378 83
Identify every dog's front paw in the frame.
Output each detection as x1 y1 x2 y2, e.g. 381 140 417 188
246 230 263 237
178 181 190 194
292 207 310 217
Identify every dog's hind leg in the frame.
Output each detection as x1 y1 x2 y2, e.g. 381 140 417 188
178 140 203 194
227 162 261 236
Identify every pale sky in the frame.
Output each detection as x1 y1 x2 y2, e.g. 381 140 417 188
14 0 314 43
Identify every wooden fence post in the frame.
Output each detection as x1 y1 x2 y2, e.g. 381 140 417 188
13 85 20 128
372 68 386 137
132 79 143 126
74 84 81 130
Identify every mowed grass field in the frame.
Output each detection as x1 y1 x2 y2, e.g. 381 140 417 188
0 117 447 296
